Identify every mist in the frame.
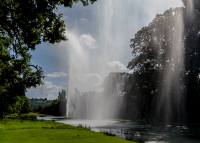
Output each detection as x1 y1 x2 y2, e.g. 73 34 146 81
57 0 184 119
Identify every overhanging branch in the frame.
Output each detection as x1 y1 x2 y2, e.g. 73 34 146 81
29 65 38 70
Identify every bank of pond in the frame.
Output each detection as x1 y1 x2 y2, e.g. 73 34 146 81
0 115 135 143
1 114 200 143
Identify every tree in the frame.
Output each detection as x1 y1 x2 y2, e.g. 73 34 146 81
127 7 186 122
127 0 200 122
182 0 200 122
128 7 185 73
57 89 67 116
58 89 67 100
9 95 32 114
0 0 97 118
20 96 32 114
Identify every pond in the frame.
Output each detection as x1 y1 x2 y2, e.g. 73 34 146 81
37 116 200 143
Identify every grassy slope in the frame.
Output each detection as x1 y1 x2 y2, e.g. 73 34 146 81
0 119 135 143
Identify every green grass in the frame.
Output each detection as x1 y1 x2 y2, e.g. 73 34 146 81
0 118 136 143
6 112 53 119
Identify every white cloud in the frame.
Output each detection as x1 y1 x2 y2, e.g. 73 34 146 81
46 94 57 100
46 72 67 78
128 70 134 74
26 81 64 100
80 34 98 49
81 18 87 22
108 61 127 70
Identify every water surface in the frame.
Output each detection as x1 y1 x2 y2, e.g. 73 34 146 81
37 116 200 143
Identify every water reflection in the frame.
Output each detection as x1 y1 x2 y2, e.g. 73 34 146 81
37 116 200 143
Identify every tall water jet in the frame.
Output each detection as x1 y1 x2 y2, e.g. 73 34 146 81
156 7 186 122
65 31 90 118
156 0 198 122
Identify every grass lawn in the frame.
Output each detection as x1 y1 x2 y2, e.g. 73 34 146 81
0 118 135 143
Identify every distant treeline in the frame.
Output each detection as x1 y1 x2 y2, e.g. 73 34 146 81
30 98 49 101
31 90 67 116
29 98 53 109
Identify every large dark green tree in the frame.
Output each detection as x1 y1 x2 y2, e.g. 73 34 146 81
0 0 97 118
182 0 200 122
127 0 200 122
127 7 186 122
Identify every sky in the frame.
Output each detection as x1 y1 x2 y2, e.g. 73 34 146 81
26 0 184 100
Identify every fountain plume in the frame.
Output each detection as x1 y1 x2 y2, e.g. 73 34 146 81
64 0 184 119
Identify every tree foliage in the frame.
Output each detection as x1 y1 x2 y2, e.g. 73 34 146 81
182 0 200 122
29 98 53 109
20 96 32 114
10 95 32 114
126 0 200 122
0 0 97 118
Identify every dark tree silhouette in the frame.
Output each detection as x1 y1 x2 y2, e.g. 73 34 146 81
127 0 200 122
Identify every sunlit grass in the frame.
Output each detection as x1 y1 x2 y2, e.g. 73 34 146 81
0 118 136 143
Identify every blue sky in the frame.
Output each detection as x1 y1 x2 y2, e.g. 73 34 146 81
26 0 183 100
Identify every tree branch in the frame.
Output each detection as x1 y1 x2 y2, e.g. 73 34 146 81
29 65 38 70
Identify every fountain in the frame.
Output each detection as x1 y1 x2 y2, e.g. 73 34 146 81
54 0 200 142
64 0 184 120
155 6 186 122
